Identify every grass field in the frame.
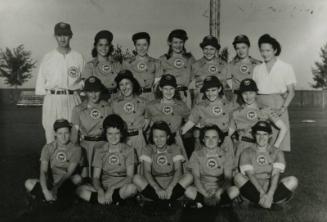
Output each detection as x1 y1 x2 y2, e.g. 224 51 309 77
0 105 327 222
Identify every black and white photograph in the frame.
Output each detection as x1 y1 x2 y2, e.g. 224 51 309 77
0 0 326 221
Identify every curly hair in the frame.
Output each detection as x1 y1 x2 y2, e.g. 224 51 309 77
102 114 128 143
148 121 175 146
199 125 225 147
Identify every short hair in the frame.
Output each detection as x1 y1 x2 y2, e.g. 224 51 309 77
258 34 282 56
199 125 225 147
102 114 128 143
155 85 182 100
148 121 175 145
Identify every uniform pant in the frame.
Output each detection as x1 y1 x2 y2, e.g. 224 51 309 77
42 93 81 143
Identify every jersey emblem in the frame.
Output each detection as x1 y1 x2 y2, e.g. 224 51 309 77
256 155 267 165
174 58 185 69
137 62 147 71
212 106 223 116
208 65 218 74
123 102 135 113
98 61 112 75
162 105 173 115
240 64 249 74
90 109 101 120
56 151 67 162
108 154 120 165
206 158 218 169
68 66 81 78
247 111 257 120
156 154 168 166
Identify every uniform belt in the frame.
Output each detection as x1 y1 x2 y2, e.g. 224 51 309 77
154 172 174 177
49 89 76 95
141 87 152 93
83 135 105 141
241 136 255 143
107 174 127 177
107 88 117 95
127 130 139 137
176 86 188 91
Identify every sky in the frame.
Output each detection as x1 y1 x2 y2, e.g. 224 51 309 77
0 0 326 89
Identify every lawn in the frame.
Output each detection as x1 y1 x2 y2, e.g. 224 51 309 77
0 106 326 222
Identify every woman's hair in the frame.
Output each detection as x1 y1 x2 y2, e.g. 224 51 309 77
199 125 225 147
155 85 182 100
115 70 142 96
258 34 282 56
148 121 175 145
102 114 128 143
91 32 114 58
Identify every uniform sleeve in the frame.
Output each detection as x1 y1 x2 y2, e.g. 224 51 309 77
70 146 82 164
35 57 47 95
272 150 286 174
81 62 93 80
92 148 103 169
139 145 153 163
284 64 296 85
171 145 185 163
239 149 254 175
188 152 200 171
188 105 201 124
40 145 50 163
125 147 136 167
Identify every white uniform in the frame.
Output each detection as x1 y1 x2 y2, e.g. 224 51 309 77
35 49 85 142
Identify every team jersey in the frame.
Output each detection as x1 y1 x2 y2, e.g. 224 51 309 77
239 145 285 190
92 142 135 186
227 56 261 91
191 57 229 88
188 98 235 132
140 144 185 177
145 99 190 133
159 53 196 87
40 141 82 183
71 100 112 137
82 57 122 90
122 55 161 88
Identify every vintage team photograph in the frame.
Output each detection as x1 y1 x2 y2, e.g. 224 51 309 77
0 0 326 221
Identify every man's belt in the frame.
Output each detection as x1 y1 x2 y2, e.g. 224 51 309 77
83 135 105 141
49 89 76 95
241 136 255 143
176 86 188 91
127 130 139 137
141 87 152 93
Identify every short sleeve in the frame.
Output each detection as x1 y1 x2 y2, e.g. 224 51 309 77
171 145 185 163
139 145 153 163
284 64 296 85
92 148 103 169
70 146 82 164
125 147 136 167
40 145 50 163
239 149 254 175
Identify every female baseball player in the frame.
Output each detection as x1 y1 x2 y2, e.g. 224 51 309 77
158 29 196 108
253 34 296 152
110 70 149 157
228 78 287 168
133 121 192 206
181 76 234 152
76 114 137 205
82 30 122 101
191 35 229 104
234 121 298 209
122 32 161 101
146 74 190 158
24 119 82 203
71 76 112 179
185 125 239 208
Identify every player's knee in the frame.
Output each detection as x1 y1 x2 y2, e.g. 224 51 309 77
126 184 138 196
133 174 146 188
71 174 82 185
24 179 37 192
282 176 298 191
185 186 197 200
179 173 193 187
227 186 240 199
76 185 90 201
233 173 247 188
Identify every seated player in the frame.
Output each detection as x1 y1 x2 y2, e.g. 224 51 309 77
234 121 298 209
185 125 239 208
76 114 137 205
24 119 82 204
133 121 192 207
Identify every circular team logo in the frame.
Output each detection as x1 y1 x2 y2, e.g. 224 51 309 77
162 105 173 115
98 62 112 75
212 106 222 116
240 64 249 73
68 66 81 78
256 155 267 165
123 102 135 113
173 58 185 69
208 65 218 74
137 62 147 71
108 154 120 165
56 151 67 162
90 109 101 120
206 158 218 169
246 111 257 120
156 155 168 166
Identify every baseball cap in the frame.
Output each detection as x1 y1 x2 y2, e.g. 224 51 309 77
200 75 223 93
159 74 177 88
168 29 188 41
54 22 73 36
132 32 150 43
53 119 72 131
238 78 258 93
84 76 105 92
199 35 220 50
252 121 272 134
232 34 250 47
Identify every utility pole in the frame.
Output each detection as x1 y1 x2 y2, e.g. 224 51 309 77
210 0 221 43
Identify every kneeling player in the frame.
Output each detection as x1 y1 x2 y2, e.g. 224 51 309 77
234 121 298 209
24 119 82 203
133 121 192 207
76 114 137 205
185 125 239 208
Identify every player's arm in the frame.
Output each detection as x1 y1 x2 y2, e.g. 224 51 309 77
273 119 287 148
192 167 209 197
181 120 195 135
92 167 105 194
52 162 79 192
39 161 54 200
166 159 183 194
267 151 286 197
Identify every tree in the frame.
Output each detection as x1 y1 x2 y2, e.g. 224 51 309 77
312 43 327 89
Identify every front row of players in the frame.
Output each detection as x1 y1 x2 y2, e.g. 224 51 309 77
25 115 297 209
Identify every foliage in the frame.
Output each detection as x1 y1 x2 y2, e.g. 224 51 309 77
312 43 327 89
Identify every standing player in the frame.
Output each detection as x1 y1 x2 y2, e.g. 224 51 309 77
110 70 148 157
76 114 137 205
71 76 111 178
159 29 196 108
234 121 298 209
122 32 161 101
185 125 239 208
25 119 82 204
191 35 229 104
228 79 287 167
146 74 190 158
82 30 122 101
35 22 85 143
253 34 296 152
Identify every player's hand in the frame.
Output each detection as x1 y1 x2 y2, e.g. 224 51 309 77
277 106 287 116
43 189 55 202
264 192 274 209
97 190 105 205
156 189 167 200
